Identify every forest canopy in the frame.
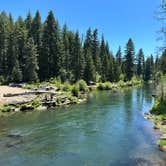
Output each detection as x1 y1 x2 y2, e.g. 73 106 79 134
0 10 165 84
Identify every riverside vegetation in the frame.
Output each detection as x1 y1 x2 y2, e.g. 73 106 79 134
0 77 142 114
146 74 166 151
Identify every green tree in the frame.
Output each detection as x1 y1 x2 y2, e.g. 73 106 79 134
23 38 39 82
40 11 62 80
84 50 95 83
124 38 135 80
136 48 144 77
30 10 42 54
73 31 85 81
11 60 22 83
91 29 101 72
144 57 152 81
0 12 9 77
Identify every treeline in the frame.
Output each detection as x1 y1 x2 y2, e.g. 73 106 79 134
0 10 165 84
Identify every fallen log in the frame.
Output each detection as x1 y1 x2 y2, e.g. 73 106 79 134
3 91 61 97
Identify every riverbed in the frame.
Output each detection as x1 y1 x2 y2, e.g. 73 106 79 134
0 85 165 166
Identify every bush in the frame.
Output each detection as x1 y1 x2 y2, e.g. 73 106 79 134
97 83 105 90
118 80 126 87
157 139 166 147
0 106 14 112
0 75 4 85
62 82 72 91
31 101 41 108
104 82 112 90
150 99 166 115
97 82 112 90
119 74 125 81
71 85 80 97
76 80 89 92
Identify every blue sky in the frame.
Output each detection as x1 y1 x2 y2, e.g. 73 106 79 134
0 0 162 56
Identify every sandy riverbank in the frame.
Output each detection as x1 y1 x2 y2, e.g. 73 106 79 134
0 86 34 105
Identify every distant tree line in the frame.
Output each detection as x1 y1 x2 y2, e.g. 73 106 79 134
0 10 165 84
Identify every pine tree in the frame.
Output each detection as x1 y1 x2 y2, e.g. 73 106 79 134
11 60 22 83
30 10 42 54
84 50 95 83
23 38 39 82
0 12 9 77
116 46 122 66
25 12 33 36
6 14 16 76
124 38 135 81
73 31 85 81
100 36 110 81
158 50 166 74
40 11 61 80
84 28 92 58
91 29 101 72
62 24 70 71
15 16 27 79
136 48 144 77
144 57 152 81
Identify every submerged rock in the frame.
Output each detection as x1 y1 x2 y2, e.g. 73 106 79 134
7 133 22 139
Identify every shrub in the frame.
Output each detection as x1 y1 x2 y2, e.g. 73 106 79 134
31 101 41 108
62 82 72 91
97 83 105 90
0 106 14 112
97 82 112 90
119 74 125 81
150 99 166 115
0 75 4 85
20 104 34 111
118 80 126 87
104 82 112 90
71 85 80 97
76 80 89 92
157 140 166 147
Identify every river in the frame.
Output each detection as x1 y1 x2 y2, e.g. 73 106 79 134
0 85 166 166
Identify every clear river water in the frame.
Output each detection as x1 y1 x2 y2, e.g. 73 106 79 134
0 85 166 166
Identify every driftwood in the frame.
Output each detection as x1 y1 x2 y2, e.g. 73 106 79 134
3 91 61 97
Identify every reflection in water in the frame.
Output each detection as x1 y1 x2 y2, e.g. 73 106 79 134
0 85 165 166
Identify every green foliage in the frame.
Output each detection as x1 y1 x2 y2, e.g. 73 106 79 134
23 83 40 89
118 80 126 87
157 140 166 147
62 82 72 91
31 100 41 108
119 74 125 81
23 37 39 82
11 61 22 83
150 99 166 115
0 10 162 84
0 75 4 85
124 38 135 81
71 85 80 97
97 82 112 90
0 105 14 112
76 80 89 92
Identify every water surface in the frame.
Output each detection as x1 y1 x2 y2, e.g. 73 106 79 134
0 85 166 166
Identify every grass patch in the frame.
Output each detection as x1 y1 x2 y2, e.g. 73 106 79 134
157 139 166 147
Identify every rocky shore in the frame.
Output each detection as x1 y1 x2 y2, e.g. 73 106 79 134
0 84 87 114
144 112 166 152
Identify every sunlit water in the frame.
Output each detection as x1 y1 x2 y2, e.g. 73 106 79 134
0 85 166 166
